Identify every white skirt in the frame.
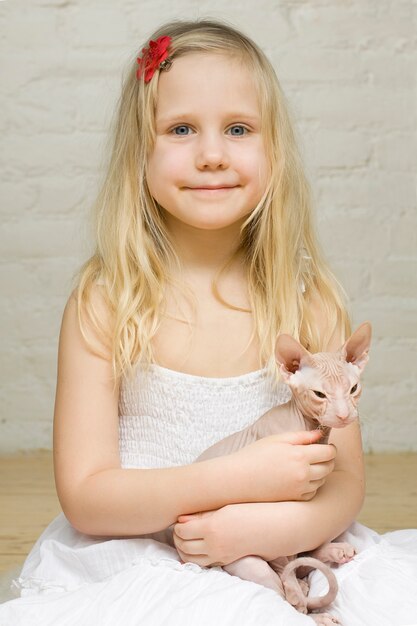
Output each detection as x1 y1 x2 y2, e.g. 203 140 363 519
1 513 416 626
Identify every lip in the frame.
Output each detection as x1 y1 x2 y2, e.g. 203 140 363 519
185 185 238 192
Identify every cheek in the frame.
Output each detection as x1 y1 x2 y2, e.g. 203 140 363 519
146 150 158 196
147 145 188 196
299 391 325 417
237 146 269 190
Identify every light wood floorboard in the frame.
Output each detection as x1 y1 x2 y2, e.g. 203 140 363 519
0 450 416 574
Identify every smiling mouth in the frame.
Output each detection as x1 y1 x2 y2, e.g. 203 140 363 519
185 186 238 192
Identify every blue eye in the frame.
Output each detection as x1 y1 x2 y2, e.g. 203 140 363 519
228 126 247 136
172 125 192 136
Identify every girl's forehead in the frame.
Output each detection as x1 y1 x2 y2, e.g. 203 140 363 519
154 52 261 119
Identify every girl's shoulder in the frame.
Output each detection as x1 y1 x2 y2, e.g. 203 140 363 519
67 281 114 361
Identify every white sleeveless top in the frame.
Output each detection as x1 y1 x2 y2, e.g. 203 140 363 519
118 363 291 469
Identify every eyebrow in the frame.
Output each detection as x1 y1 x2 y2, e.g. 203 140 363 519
156 112 261 124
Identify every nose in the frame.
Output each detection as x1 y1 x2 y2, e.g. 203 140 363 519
195 131 229 170
336 413 350 422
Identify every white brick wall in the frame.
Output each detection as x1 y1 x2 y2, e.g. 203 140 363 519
1 0 416 452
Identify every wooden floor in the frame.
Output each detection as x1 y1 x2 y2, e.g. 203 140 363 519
0 451 416 574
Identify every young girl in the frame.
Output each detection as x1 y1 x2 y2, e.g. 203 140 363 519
1 18 416 626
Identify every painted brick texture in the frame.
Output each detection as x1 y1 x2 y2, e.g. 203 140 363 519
1 1 416 452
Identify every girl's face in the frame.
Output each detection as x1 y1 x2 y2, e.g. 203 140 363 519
146 52 269 232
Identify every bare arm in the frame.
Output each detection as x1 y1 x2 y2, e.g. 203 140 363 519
54 288 257 537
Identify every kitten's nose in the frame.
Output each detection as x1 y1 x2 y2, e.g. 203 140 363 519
336 414 349 421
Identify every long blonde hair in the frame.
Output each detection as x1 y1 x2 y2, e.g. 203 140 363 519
73 18 351 390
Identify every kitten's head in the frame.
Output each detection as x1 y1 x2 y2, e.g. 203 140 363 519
275 322 372 428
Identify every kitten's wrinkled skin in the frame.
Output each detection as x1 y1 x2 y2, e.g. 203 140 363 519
144 322 372 624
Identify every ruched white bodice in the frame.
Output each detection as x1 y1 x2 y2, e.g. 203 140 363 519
118 363 291 469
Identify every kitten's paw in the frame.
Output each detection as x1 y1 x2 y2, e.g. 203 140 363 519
310 612 342 625
282 579 308 613
311 542 356 565
298 578 310 596
327 542 356 564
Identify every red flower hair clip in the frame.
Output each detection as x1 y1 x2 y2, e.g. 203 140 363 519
136 36 172 82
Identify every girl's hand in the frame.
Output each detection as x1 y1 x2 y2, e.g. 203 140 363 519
230 430 336 503
173 505 243 568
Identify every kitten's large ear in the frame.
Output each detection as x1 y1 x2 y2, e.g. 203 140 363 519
340 321 372 373
275 334 314 384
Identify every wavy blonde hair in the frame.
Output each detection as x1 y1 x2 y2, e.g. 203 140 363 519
72 17 351 391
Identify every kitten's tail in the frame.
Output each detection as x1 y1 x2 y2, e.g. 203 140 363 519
281 556 338 610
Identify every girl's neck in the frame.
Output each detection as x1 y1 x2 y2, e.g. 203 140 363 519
164 213 245 276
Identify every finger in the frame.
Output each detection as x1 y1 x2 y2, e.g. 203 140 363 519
299 476 328 500
174 522 204 541
174 523 186 539
299 490 316 501
308 459 335 480
308 477 327 491
300 476 326 498
176 545 210 567
277 430 323 445
175 536 208 556
304 443 337 464
177 547 194 564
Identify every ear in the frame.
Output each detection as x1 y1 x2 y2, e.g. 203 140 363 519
340 321 372 373
275 334 314 384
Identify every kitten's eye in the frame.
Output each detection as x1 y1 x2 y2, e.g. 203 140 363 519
313 390 326 399
350 384 358 394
